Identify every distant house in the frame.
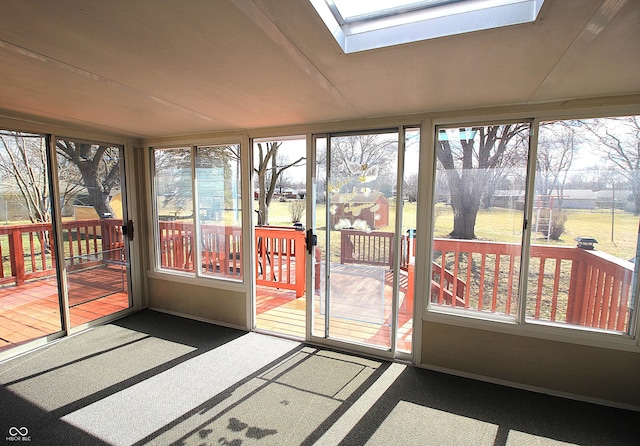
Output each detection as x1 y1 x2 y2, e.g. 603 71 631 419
330 191 389 230
556 190 596 210
492 190 525 209
594 189 633 211
491 190 598 211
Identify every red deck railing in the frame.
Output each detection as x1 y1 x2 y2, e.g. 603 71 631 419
157 222 306 297
0 219 124 285
255 226 306 297
338 229 633 332
3 220 633 332
158 221 242 277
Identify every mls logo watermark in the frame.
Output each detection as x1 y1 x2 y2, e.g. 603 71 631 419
6 427 30 442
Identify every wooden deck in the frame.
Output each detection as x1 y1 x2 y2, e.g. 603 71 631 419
0 265 129 353
256 267 413 352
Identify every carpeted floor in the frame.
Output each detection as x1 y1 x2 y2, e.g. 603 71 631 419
0 310 637 445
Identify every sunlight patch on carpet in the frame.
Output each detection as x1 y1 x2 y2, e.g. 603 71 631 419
61 333 299 446
366 401 498 446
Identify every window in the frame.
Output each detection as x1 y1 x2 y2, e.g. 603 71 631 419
430 122 530 319
526 117 639 333
428 115 640 336
152 144 243 281
310 0 545 53
153 147 194 273
196 145 243 280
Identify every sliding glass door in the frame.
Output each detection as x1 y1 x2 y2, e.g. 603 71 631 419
0 132 132 356
0 132 63 351
56 138 131 328
310 129 415 357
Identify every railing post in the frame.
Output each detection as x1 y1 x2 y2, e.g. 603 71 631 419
9 229 25 285
340 231 348 264
567 250 587 325
295 230 305 298
406 261 415 312
101 219 111 261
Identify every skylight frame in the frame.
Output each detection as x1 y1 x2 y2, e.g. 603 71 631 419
310 0 546 53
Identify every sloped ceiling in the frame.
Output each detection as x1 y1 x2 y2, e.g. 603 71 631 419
0 0 638 138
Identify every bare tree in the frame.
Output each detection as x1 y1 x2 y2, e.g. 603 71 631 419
437 124 529 239
254 142 304 225
481 131 529 209
0 132 81 224
154 147 192 218
565 165 610 191
329 134 396 185
56 140 121 218
536 122 577 209
404 173 419 202
0 132 51 223
579 116 640 214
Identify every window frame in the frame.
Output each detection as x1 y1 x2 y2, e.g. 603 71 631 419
149 141 246 287
423 114 640 350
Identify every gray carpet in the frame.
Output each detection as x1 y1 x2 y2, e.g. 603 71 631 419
0 310 638 445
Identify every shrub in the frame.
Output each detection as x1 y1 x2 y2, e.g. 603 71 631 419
289 200 305 223
548 210 568 240
536 208 568 240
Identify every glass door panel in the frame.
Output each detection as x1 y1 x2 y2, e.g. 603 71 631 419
396 127 420 354
252 136 307 338
56 139 130 328
312 137 327 338
315 131 400 350
0 132 63 352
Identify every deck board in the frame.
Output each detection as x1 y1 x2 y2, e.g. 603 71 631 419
0 265 129 352
1 262 413 355
256 265 413 352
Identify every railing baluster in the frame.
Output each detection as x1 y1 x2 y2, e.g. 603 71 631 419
616 279 631 331
29 231 36 272
0 237 5 279
464 252 472 309
505 254 515 315
84 222 90 255
583 266 597 326
92 224 98 253
535 257 546 319
607 279 621 330
551 259 562 321
599 274 613 328
478 252 486 310
491 254 500 313
452 248 460 308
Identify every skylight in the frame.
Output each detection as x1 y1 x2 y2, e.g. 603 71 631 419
309 0 545 53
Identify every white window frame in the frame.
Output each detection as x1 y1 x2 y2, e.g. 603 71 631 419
148 141 248 292
421 114 640 352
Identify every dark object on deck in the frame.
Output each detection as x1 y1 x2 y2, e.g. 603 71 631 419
575 237 598 250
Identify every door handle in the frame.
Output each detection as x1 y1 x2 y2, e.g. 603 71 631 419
306 229 317 255
122 220 134 241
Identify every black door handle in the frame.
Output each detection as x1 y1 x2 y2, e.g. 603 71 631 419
122 220 134 241
306 229 317 255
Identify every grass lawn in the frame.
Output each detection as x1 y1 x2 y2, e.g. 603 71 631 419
264 200 639 262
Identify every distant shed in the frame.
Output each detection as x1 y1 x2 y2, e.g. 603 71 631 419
331 191 389 229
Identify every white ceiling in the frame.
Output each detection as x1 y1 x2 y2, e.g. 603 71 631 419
0 0 638 139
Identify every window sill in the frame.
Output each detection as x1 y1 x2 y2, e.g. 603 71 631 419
423 307 639 353
147 269 246 293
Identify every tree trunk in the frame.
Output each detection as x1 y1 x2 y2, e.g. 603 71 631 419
445 167 485 239
257 170 269 225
